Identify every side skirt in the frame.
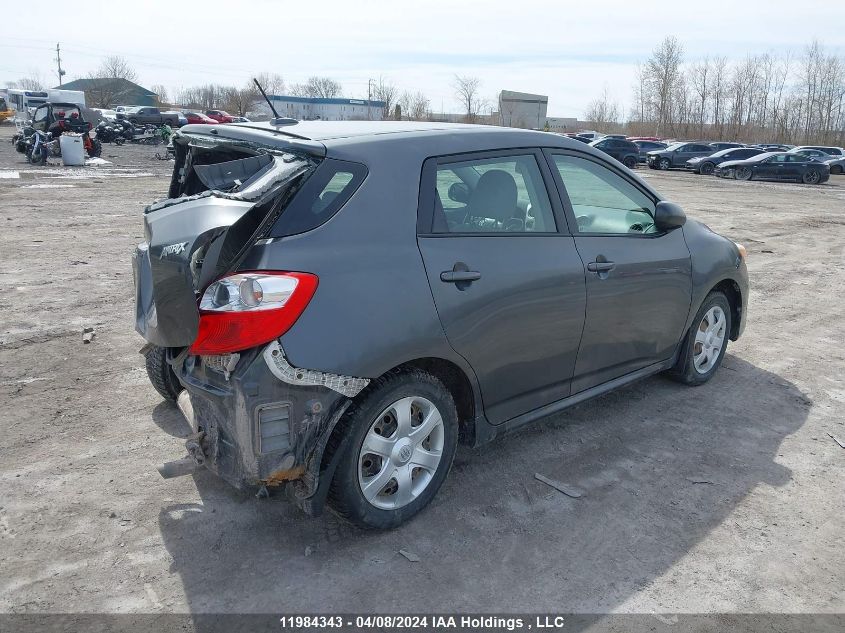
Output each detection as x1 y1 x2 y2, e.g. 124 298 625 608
472 356 677 446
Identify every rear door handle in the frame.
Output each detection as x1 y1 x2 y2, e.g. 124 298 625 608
587 261 615 272
440 270 481 283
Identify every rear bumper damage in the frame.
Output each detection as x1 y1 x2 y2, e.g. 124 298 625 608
162 342 368 515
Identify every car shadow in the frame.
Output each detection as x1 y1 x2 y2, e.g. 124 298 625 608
156 355 808 624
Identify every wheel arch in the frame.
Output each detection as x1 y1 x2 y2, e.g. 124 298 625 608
709 278 743 341
318 356 480 472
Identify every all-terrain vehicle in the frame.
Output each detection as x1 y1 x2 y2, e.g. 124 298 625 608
30 102 102 158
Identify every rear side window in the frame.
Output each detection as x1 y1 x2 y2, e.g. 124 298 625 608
270 158 367 237
431 154 556 233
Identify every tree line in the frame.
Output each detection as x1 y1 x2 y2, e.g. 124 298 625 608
586 37 845 145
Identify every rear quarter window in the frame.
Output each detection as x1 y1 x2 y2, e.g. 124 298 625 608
270 158 367 237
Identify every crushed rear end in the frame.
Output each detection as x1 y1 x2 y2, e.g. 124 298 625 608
132 125 367 513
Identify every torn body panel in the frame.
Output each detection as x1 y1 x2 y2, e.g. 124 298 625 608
171 341 367 514
133 135 317 349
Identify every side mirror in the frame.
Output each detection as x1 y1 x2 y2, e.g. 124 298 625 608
448 182 470 204
654 201 686 231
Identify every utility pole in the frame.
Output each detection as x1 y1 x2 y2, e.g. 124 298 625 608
367 78 375 120
55 43 66 87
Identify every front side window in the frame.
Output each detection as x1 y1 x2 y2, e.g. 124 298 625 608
433 155 556 233
552 154 656 235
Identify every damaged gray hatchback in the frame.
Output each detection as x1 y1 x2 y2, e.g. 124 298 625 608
134 120 748 529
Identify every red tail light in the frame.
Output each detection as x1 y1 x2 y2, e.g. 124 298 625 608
189 272 318 355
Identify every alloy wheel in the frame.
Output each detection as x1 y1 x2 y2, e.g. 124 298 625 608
357 396 445 510
693 306 727 374
803 170 820 184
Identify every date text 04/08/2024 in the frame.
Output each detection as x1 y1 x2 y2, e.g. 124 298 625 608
277 615 567 629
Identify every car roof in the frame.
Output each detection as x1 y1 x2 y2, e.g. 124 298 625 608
229 120 489 141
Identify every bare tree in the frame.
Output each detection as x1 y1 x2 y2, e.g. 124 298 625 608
254 72 285 96
371 76 398 120
10 73 45 91
399 91 431 121
644 36 684 136
583 86 620 129
150 84 169 106
291 76 342 98
224 81 260 116
690 58 710 135
98 56 137 82
453 75 483 123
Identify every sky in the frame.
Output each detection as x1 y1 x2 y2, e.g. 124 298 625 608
2 0 844 118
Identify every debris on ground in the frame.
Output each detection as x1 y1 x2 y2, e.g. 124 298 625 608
828 433 845 449
686 477 717 485
304 545 314 557
398 549 420 563
534 473 584 498
82 327 95 344
85 157 112 166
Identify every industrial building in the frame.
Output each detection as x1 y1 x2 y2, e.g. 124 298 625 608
267 95 386 121
497 90 548 129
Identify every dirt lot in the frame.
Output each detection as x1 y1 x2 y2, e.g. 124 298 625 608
1 124 843 620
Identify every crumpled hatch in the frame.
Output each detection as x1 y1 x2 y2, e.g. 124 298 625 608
133 133 317 347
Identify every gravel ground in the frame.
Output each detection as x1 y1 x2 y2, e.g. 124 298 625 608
0 124 843 620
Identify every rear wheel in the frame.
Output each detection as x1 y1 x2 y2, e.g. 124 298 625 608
658 157 671 170
144 345 182 402
831 165 842 175
735 166 752 180
668 291 732 386
802 170 820 184
699 161 715 175
327 370 458 529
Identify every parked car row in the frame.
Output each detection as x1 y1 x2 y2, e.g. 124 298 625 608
712 152 831 184
638 140 842 184
90 106 251 127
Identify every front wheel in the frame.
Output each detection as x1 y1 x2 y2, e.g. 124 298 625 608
658 157 671 170
30 149 46 165
699 162 715 175
668 291 732 385
802 170 820 184
327 370 458 529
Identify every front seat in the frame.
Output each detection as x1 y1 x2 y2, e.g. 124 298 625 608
467 169 521 230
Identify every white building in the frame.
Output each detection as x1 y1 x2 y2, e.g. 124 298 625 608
268 95 386 121
498 90 548 129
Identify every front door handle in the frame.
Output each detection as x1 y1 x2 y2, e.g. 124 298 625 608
587 261 615 273
440 270 481 283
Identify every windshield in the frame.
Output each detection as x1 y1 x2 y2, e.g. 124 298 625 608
664 142 685 151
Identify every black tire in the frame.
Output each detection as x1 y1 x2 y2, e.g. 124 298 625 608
802 170 820 184
114 136 125 146
623 155 637 169
658 157 671 170
831 165 842 175
30 150 46 165
144 345 182 402
327 369 459 529
668 291 732 386
735 166 752 181
699 161 715 175
87 138 102 158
